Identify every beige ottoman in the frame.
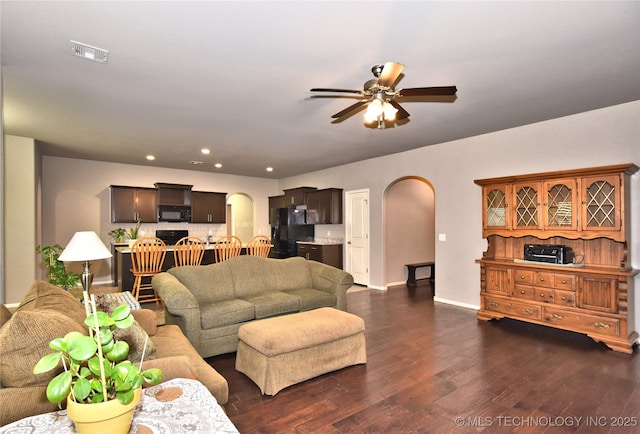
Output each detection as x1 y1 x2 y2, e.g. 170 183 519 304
235 307 366 395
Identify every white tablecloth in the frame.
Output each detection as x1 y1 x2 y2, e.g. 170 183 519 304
0 378 239 434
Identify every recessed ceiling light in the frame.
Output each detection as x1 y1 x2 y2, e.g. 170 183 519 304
201 148 210 155
214 163 222 168
71 40 109 63
266 167 274 172
191 161 204 165
146 155 155 161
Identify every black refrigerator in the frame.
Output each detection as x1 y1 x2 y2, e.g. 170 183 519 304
269 208 314 259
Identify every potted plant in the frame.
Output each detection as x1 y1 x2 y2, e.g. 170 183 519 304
108 228 127 244
36 244 81 290
127 220 141 247
33 298 162 433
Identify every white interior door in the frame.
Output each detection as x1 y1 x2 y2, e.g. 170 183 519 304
345 189 369 286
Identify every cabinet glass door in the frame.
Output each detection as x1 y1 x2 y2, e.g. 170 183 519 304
582 175 621 231
544 179 577 230
483 185 509 229
513 183 540 229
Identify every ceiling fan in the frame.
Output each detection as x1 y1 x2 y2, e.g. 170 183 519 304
310 62 457 128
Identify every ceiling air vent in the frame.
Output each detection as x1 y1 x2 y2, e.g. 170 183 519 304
71 40 109 64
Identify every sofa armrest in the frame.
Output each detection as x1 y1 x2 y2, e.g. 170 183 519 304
131 309 157 336
139 355 197 385
309 261 354 311
0 386 60 426
151 272 203 352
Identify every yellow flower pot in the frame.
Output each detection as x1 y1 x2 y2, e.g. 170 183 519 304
66 388 141 434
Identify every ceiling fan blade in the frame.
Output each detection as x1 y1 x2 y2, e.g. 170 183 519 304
331 100 368 119
398 86 457 97
310 88 363 94
388 100 410 120
377 62 405 88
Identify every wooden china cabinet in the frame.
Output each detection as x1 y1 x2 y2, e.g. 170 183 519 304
475 164 639 353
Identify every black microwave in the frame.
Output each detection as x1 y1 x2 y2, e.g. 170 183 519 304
158 205 192 222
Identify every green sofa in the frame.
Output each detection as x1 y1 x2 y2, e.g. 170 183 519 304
152 255 354 358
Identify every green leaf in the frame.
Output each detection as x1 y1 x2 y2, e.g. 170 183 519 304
106 341 129 362
48 337 68 352
46 371 72 404
72 377 92 401
33 352 62 374
111 304 131 322
116 388 135 405
142 368 163 385
115 315 134 329
67 335 98 362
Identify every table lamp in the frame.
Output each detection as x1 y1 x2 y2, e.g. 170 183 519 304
58 231 112 293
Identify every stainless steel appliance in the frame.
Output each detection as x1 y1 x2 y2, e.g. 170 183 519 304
269 208 314 259
156 229 189 246
524 244 574 264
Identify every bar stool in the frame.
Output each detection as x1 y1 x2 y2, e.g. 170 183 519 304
173 236 206 267
130 237 166 303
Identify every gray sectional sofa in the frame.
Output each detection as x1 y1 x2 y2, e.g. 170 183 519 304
152 255 354 357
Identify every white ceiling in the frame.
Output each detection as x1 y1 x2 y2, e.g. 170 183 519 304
2 1 639 179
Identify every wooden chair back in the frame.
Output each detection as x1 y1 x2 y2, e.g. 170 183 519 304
247 235 271 258
214 235 242 262
173 236 206 267
131 237 167 273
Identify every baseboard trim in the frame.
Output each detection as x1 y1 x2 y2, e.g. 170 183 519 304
433 297 479 311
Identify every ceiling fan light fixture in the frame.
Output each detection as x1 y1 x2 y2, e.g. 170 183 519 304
383 101 398 121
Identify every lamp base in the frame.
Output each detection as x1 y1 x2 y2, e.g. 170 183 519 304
81 260 94 293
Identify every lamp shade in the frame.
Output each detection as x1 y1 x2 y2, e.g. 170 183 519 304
58 231 112 262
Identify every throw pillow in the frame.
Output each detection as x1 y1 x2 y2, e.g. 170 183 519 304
94 294 157 362
17 280 87 326
0 304 12 328
0 309 87 388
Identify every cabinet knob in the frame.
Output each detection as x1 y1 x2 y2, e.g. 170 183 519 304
540 294 545 298
520 290 526 294
539 277 545 282
520 275 526 279
561 280 566 284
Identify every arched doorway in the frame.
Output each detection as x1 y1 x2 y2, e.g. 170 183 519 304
384 177 435 287
227 193 253 242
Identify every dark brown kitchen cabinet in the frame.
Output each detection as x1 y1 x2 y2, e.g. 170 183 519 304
110 186 157 223
191 191 226 223
297 242 343 269
306 188 343 224
282 187 317 207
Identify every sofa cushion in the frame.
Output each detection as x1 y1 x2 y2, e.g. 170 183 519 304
242 291 301 319
17 280 87 326
169 264 236 303
200 299 255 329
282 288 337 311
227 256 280 298
94 294 157 362
270 257 314 291
0 309 87 388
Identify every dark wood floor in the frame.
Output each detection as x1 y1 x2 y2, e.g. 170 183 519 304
206 283 640 434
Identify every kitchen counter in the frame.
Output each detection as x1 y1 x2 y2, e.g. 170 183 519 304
296 240 343 246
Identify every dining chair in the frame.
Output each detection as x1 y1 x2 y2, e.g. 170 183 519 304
173 236 206 267
130 237 166 303
214 235 242 262
247 235 271 258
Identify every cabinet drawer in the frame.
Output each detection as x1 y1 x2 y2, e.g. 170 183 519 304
485 297 541 320
534 287 554 303
553 274 575 290
554 289 576 307
543 308 619 337
514 270 535 285
513 285 534 300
